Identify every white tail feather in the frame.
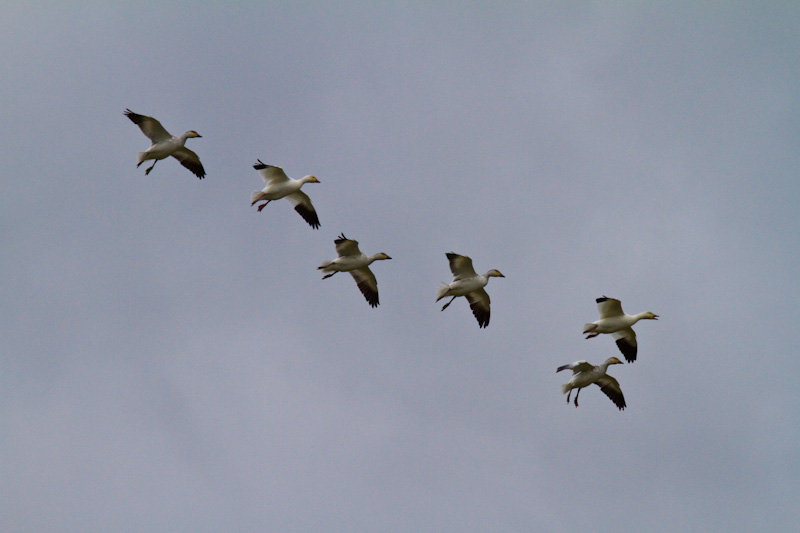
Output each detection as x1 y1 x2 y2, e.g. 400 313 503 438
561 383 571 395
435 283 450 301
250 190 264 206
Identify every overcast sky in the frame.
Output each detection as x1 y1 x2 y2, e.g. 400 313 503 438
2 2 799 531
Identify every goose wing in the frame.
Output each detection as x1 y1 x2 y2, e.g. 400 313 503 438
286 191 320 229
124 109 171 143
253 160 290 184
597 296 624 318
350 267 379 307
171 147 206 179
612 327 637 362
596 375 626 410
334 234 361 257
556 361 594 374
446 253 477 281
466 288 491 328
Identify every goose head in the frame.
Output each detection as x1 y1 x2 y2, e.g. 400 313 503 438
644 312 659 320
605 357 624 366
303 175 320 184
486 269 505 278
374 253 392 261
185 130 202 138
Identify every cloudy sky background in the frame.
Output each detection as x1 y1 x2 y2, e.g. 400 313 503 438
2 2 799 531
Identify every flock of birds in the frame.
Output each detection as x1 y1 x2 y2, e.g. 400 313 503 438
125 109 659 411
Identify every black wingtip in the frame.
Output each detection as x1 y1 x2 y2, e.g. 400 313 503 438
124 108 143 123
253 159 268 170
615 338 637 362
596 295 611 303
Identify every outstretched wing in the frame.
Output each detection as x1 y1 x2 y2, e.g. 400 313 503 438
334 234 361 257
596 375 626 410
125 109 171 144
612 327 637 362
466 288 491 328
286 191 320 229
171 147 206 179
350 267 379 307
596 296 624 319
556 361 594 374
446 253 477 280
253 160 290 184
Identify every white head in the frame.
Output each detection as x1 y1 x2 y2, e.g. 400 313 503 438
375 253 392 261
486 269 505 278
644 312 659 320
605 356 624 366
185 130 202 138
303 175 320 184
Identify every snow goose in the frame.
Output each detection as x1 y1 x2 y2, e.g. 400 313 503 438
318 233 391 307
436 253 504 328
557 357 626 410
124 109 205 178
250 160 320 229
583 296 658 363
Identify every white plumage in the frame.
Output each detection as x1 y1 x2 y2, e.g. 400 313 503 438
557 357 626 410
250 160 321 229
436 252 504 328
124 109 205 178
318 233 391 307
583 296 658 362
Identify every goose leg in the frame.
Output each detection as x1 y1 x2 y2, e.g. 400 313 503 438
144 160 157 175
566 389 571 404
585 333 600 339
441 296 456 311
257 200 271 212
574 388 581 407
322 271 337 280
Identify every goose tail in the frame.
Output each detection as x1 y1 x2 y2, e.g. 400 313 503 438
435 283 450 301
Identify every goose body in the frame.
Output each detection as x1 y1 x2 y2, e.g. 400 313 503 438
124 109 205 178
318 233 391 307
436 252 504 328
557 357 626 410
583 296 658 362
250 160 320 229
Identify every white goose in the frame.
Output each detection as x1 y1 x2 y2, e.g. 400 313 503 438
583 296 658 362
557 357 626 410
436 253 504 328
318 233 391 308
124 109 205 178
250 160 321 229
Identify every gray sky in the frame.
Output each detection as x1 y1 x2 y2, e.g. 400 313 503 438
2 2 799 531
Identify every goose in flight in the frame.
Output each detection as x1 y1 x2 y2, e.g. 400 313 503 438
583 296 658 362
436 253 504 328
250 160 320 229
557 357 626 410
124 109 205 178
318 233 391 307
